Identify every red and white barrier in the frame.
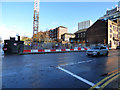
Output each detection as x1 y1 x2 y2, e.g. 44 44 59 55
23 47 111 54
23 48 89 53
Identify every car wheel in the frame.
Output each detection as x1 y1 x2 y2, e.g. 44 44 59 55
105 51 108 56
97 52 100 56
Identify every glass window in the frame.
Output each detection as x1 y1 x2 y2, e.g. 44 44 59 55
110 29 112 33
110 24 112 28
110 34 112 38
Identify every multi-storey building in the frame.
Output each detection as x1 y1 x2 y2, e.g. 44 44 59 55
99 1 120 44
99 1 120 22
78 20 93 30
49 26 68 41
118 23 120 42
74 29 87 43
70 20 92 44
86 19 119 49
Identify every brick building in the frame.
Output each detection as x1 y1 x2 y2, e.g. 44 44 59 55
69 20 92 45
86 19 119 49
74 29 87 43
37 31 50 42
49 26 68 41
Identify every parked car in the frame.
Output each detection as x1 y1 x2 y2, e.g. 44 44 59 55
86 46 109 56
116 46 120 49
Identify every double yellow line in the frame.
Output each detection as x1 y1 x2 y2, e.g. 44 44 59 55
89 71 120 90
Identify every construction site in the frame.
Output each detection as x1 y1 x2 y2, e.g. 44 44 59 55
1 1 120 89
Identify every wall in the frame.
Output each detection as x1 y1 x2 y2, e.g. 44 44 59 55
108 20 119 49
64 34 75 42
86 20 107 45
58 27 68 40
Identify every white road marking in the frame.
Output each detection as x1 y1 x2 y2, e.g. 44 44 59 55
57 66 100 88
60 60 92 66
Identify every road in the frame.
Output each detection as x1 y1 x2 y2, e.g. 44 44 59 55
2 50 120 89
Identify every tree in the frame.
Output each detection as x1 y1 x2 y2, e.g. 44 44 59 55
21 36 32 45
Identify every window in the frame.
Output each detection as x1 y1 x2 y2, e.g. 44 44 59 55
117 34 118 38
83 33 85 37
110 24 112 28
119 28 120 31
119 32 120 35
114 41 115 45
113 26 117 31
117 28 118 32
110 29 112 33
78 35 79 38
81 33 82 37
110 34 112 38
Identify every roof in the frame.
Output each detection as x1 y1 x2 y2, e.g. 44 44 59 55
58 26 67 28
75 28 87 34
62 33 75 36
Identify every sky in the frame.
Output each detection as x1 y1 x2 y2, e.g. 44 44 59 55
0 2 118 41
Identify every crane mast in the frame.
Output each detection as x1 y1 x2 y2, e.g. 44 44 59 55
33 0 39 42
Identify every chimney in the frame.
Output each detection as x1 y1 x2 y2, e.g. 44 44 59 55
18 36 20 41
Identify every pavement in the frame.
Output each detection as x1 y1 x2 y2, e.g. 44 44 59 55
1 50 120 89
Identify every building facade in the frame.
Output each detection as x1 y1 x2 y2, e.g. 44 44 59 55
37 31 50 42
49 26 68 41
108 20 119 48
99 1 120 21
99 1 120 44
61 33 75 42
86 19 119 49
78 20 93 30
74 29 87 44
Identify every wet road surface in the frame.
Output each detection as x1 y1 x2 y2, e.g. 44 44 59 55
2 50 120 89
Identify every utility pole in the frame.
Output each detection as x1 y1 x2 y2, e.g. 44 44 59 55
33 0 39 42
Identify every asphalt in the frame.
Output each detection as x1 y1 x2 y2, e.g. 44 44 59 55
1 50 120 89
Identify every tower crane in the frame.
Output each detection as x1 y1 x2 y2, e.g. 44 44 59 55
33 0 39 42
